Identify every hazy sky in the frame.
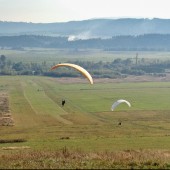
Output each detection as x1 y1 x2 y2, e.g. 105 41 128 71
0 0 170 23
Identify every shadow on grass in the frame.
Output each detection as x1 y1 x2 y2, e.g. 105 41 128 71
0 139 27 144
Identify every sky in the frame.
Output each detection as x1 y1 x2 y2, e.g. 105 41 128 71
0 0 170 23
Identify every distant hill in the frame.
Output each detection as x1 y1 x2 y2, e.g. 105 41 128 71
1 18 170 38
1 18 170 51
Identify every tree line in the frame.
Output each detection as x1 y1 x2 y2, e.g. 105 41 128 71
0 55 169 78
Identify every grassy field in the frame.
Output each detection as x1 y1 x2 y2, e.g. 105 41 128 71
0 75 170 168
2 48 170 64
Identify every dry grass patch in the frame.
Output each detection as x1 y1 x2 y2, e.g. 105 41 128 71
2 146 30 150
0 93 14 126
0 117 14 126
0 148 169 169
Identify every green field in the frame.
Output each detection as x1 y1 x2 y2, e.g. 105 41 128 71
0 76 170 168
2 48 170 64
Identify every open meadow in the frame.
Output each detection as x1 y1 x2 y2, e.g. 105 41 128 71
0 75 170 168
2 48 170 63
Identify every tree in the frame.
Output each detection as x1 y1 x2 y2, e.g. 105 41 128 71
0 55 6 69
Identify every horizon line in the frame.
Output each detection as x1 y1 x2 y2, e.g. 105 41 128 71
1 17 170 24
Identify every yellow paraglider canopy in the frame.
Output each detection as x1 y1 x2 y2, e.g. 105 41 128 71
50 63 93 84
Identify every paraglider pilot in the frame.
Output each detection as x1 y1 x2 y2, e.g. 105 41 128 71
62 99 66 107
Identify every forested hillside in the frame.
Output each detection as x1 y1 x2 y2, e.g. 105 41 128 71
0 34 170 50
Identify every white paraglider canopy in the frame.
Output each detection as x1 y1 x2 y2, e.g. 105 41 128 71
111 99 131 111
